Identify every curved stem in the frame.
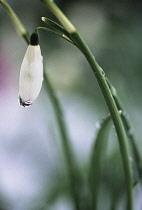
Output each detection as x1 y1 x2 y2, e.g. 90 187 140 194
40 1 133 209
41 17 71 38
36 27 76 45
44 73 80 210
71 32 133 210
40 0 76 34
41 17 80 47
0 0 30 43
107 80 142 185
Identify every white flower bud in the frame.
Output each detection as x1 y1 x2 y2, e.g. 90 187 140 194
19 33 43 107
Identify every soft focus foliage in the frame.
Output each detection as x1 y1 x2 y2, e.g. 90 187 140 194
0 0 142 210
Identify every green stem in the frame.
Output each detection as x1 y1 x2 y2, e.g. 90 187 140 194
36 27 75 45
107 80 142 185
40 0 76 34
0 1 80 209
41 17 71 38
0 0 30 43
40 1 133 209
71 32 133 210
44 73 80 210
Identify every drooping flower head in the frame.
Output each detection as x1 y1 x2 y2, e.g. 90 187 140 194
19 32 43 107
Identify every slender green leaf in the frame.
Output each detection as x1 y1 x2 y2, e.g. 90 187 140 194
89 116 111 210
40 1 133 208
36 27 75 45
107 79 142 185
41 17 70 38
41 17 80 48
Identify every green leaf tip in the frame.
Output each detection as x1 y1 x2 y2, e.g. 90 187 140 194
89 116 111 209
40 0 76 34
41 17 70 37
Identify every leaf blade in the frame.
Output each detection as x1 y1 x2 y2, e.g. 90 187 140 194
89 116 112 210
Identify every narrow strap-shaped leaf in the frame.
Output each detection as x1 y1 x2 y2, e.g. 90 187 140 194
107 79 142 185
36 27 75 45
89 116 111 210
40 1 133 209
41 17 71 38
41 17 80 48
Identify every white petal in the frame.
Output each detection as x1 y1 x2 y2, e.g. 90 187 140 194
19 45 43 106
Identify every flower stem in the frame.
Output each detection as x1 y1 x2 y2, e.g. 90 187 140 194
107 80 142 185
0 0 30 44
0 1 81 209
44 73 80 210
40 0 76 34
36 27 75 45
40 1 133 209
71 32 133 210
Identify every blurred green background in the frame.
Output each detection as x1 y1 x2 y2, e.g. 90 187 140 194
0 0 142 209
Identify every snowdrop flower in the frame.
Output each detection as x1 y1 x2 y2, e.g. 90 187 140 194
19 32 43 107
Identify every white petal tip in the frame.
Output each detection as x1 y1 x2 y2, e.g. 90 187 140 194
19 97 33 107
